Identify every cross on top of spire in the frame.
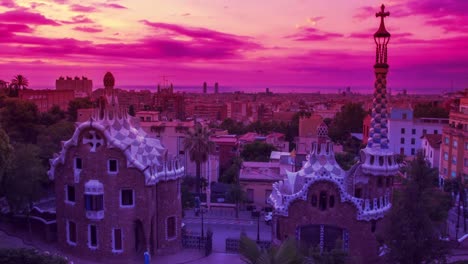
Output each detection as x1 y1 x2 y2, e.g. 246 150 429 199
374 4 391 38
376 4 390 19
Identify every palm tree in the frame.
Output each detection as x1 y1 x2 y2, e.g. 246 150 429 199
10 75 29 97
184 123 215 195
240 235 303 264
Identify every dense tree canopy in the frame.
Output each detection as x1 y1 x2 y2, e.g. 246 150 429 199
67 97 94 121
413 102 449 118
4 144 46 213
383 151 451 264
0 248 67 264
0 128 13 189
219 157 242 184
328 102 367 143
241 142 277 162
0 98 40 144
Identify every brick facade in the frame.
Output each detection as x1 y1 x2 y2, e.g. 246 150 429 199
274 181 381 263
54 127 182 261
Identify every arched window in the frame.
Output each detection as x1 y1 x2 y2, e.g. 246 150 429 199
329 195 335 208
311 194 318 207
319 191 327 211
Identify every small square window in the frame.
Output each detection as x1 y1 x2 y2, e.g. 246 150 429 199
108 160 118 173
66 185 75 203
434 130 438 134
121 189 134 207
400 138 405 144
75 158 82 170
422 129 427 135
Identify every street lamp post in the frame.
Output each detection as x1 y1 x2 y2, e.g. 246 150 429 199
201 206 205 239
252 210 261 242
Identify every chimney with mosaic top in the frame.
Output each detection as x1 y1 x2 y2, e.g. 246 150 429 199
360 4 399 176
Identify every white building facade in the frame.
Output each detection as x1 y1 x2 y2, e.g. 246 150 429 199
387 107 448 156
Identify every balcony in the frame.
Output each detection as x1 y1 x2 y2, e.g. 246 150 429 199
84 180 104 220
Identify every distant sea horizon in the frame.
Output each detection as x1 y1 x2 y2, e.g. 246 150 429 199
30 84 456 95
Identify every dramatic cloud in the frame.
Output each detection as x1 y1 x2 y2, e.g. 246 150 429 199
70 4 96 12
101 3 127 9
0 10 59 26
0 21 261 61
73 26 102 33
286 27 343 41
0 0 16 8
0 23 33 38
141 20 260 50
61 15 94 24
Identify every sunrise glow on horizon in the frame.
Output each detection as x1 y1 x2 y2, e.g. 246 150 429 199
0 0 466 92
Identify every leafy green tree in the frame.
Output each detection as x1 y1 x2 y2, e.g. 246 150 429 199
335 152 357 170
184 123 215 195
240 235 303 264
0 128 13 193
8 75 28 97
0 98 40 144
36 121 75 163
67 97 93 121
4 144 46 237
228 184 246 218
220 157 242 184
383 151 451 264
40 105 66 126
220 118 246 135
0 248 67 264
328 102 367 143
413 102 449 118
241 142 277 162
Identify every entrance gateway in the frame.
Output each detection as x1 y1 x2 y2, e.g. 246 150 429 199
297 225 349 253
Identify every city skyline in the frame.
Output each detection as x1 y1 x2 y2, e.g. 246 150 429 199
0 0 466 92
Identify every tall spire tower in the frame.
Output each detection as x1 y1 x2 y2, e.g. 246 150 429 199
360 4 399 176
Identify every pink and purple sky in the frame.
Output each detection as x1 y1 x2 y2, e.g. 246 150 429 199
0 0 466 92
